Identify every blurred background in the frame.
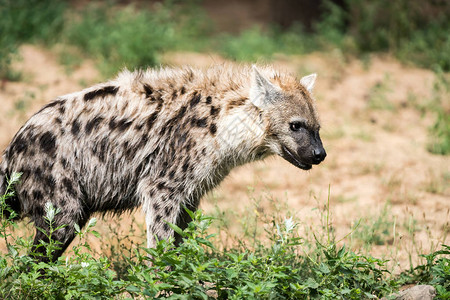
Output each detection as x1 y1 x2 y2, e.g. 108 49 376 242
0 0 449 273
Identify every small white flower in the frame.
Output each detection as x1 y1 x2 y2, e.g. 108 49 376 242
81 262 90 268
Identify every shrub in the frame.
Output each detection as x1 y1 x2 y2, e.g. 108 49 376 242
1 174 448 299
0 0 66 79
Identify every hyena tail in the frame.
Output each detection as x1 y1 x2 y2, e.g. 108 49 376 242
0 164 23 221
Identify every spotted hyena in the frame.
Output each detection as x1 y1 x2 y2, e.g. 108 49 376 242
0 65 326 261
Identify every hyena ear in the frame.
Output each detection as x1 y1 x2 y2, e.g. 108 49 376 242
300 73 317 93
250 65 280 108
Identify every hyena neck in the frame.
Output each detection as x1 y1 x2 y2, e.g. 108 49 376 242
216 97 271 168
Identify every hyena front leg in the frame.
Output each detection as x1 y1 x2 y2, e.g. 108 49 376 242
30 192 89 262
145 197 182 249
144 195 200 249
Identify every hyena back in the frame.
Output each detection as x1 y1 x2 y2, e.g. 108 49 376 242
0 65 326 261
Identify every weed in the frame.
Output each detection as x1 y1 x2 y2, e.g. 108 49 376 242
366 74 394 110
427 69 450 155
1 176 448 299
424 169 449 195
400 245 450 299
353 203 396 246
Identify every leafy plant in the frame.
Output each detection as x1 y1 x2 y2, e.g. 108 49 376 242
1 176 448 299
401 245 450 299
0 0 66 79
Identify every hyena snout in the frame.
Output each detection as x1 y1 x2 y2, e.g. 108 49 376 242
312 146 326 164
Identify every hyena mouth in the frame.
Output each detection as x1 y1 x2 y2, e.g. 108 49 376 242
280 145 312 170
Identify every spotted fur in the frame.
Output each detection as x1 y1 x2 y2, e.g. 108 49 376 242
0 64 326 261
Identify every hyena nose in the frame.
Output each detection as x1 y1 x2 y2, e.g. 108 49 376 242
312 148 326 164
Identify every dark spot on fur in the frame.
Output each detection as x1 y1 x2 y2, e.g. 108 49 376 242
34 167 43 181
85 116 104 135
163 223 170 232
206 96 212 104
153 203 160 211
92 137 109 162
35 99 67 115
157 182 165 190
44 175 56 189
43 160 54 171
62 178 77 197
164 206 173 216
10 135 28 155
55 117 62 125
135 122 144 131
143 84 153 98
136 135 148 151
84 86 119 101
34 204 44 217
182 159 190 172
117 118 133 132
196 118 208 128
71 120 81 136
61 158 68 169
190 92 201 107
300 89 307 97
146 111 159 130
185 140 192 152
209 123 217 135
177 106 187 119
155 215 162 223
210 106 220 117
180 86 186 94
227 98 247 110
168 170 176 179
202 148 207 155
109 118 118 130
39 132 57 157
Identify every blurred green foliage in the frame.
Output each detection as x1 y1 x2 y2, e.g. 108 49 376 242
323 0 450 70
0 0 66 79
0 0 449 75
63 1 213 76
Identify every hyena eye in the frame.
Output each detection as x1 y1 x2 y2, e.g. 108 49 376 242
289 122 303 132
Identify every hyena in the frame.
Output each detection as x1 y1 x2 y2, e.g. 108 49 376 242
0 65 326 261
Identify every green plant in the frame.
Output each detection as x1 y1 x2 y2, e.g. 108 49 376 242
63 1 209 77
0 0 66 79
401 245 450 299
1 177 447 299
427 69 450 155
353 203 395 246
367 74 395 110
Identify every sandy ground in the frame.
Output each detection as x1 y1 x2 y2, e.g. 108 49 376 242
0 45 448 272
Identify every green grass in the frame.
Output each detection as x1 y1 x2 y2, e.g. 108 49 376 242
1 174 449 299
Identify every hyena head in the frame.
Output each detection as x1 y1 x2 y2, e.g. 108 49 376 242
250 66 326 170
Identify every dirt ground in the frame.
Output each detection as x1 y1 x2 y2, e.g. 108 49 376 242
0 45 448 272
